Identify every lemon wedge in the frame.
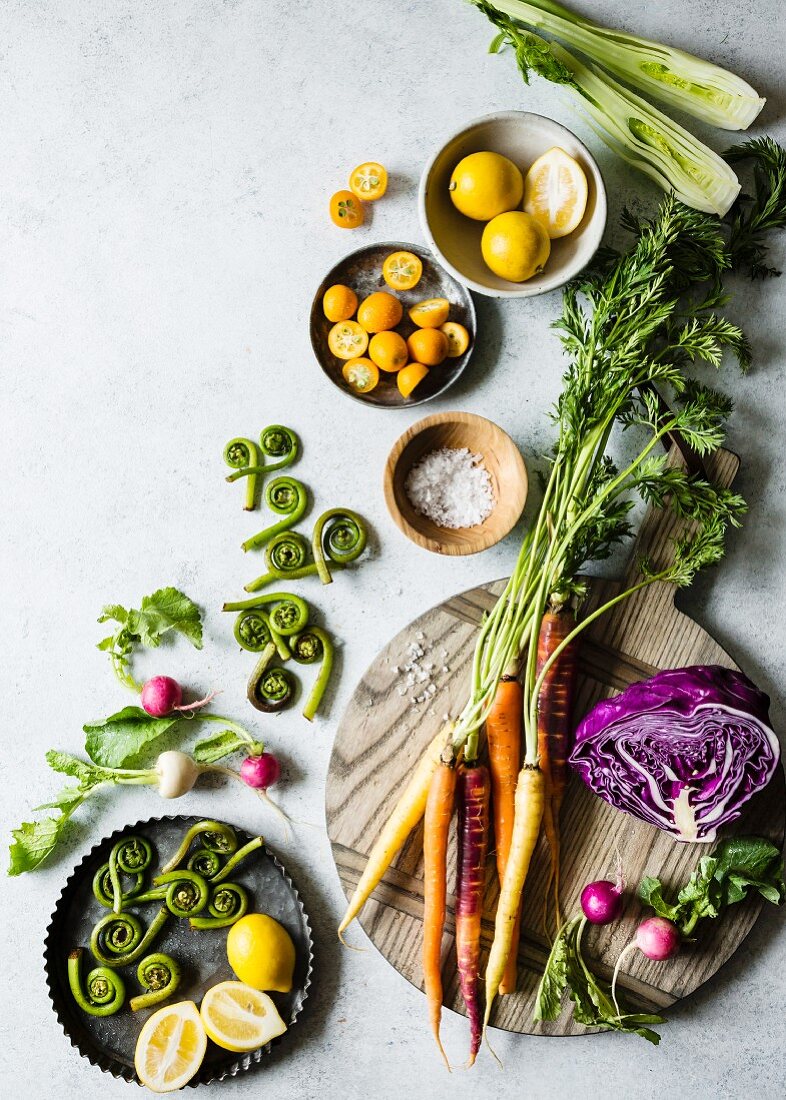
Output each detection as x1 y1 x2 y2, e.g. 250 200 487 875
134 1000 207 1094
523 147 588 239
200 981 287 1052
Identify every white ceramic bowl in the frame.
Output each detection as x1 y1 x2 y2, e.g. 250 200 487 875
418 111 607 298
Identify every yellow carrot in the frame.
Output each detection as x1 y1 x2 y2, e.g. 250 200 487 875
482 765 546 1033
338 724 451 938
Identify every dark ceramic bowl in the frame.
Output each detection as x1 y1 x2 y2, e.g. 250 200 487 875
44 815 313 1086
310 241 476 408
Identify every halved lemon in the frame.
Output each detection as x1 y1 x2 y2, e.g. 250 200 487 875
134 1000 207 1094
408 297 450 328
349 161 388 201
523 147 588 239
382 251 422 291
200 981 287 1053
328 320 369 360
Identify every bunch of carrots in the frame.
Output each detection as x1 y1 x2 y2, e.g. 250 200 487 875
336 190 778 1065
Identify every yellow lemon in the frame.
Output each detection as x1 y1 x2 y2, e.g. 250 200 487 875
226 912 296 993
523 146 588 238
134 1001 207 1094
200 981 287 1052
448 151 523 221
481 211 551 282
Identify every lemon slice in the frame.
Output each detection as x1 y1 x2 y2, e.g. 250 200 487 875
200 981 288 1052
134 1000 207 1094
523 147 588 239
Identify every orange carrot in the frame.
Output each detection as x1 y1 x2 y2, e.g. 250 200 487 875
455 762 490 1067
485 674 522 994
536 608 579 927
423 760 457 1069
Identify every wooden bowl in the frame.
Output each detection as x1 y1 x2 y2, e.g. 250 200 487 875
310 241 476 409
384 412 528 556
419 111 607 298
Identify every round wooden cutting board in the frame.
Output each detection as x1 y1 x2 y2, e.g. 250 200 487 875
326 448 785 1036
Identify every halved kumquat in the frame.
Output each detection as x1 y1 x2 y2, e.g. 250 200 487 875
342 358 380 394
329 189 364 229
349 161 388 202
382 250 423 291
328 320 369 359
397 362 429 398
440 321 470 358
408 297 450 328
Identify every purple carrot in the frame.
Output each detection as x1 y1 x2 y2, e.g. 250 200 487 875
455 762 490 1067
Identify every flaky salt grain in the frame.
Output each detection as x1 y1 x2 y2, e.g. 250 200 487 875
404 447 495 529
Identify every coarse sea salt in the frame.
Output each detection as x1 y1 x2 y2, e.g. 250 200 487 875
404 447 495 529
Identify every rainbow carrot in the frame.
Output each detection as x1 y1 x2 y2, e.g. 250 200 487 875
485 673 523 994
338 725 450 938
455 762 490 1067
536 609 579 928
483 765 545 1037
423 760 457 1069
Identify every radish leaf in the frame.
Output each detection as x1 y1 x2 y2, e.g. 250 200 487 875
84 706 181 768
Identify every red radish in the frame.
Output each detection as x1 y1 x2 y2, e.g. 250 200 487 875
142 676 183 716
240 752 281 790
581 879 624 925
635 916 681 961
455 762 490 1068
140 675 218 717
611 916 681 1018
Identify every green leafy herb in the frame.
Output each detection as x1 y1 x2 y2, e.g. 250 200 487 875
98 587 203 691
724 137 786 278
640 836 785 936
8 752 156 876
83 706 182 768
535 916 664 1043
192 729 263 765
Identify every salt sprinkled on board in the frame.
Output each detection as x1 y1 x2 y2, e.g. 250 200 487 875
404 447 495 529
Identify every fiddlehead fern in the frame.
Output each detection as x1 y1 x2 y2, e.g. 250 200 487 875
189 882 249 929
211 836 264 883
160 820 238 874
267 531 309 574
259 425 299 471
152 869 210 917
312 508 367 584
292 627 335 720
233 608 289 660
90 906 169 968
68 948 126 1016
247 647 297 713
224 437 261 511
130 953 182 1012
92 861 145 910
241 476 308 553
187 847 222 879
106 835 153 913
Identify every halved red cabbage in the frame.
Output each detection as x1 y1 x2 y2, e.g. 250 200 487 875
569 665 780 842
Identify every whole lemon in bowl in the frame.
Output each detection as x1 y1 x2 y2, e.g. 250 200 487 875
226 913 296 993
481 211 551 283
448 151 523 221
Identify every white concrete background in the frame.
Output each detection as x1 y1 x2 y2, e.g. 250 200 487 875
2 1 785 1097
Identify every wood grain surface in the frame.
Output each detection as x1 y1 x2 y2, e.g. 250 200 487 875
326 447 785 1036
